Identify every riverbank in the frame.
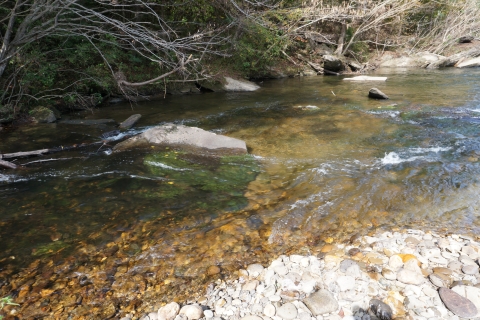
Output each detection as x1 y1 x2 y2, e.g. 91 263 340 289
132 228 480 320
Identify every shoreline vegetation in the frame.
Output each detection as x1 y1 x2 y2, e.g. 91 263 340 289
0 0 479 125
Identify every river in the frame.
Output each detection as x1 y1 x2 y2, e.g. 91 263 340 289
1 68 480 318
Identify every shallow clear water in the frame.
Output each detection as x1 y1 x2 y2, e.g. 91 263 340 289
1 68 480 318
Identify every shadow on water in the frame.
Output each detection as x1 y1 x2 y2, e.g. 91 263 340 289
1 68 480 318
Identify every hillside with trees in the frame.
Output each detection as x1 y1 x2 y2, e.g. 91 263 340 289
0 0 479 122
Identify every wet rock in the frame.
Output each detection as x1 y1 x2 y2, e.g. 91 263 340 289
119 114 142 130
368 88 389 100
276 303 298 320
158 302 180 320
179 305 204 320
101 302 117 319
439 287 478 318
113 123 247 153
303 289 339 315
207 265 221 276
369 299 393 320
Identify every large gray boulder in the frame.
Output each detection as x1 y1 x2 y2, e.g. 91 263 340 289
113 124 247 153
323 55 344 72
30 106 57 123
379 52 444 68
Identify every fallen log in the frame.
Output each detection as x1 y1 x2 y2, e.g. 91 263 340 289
1 142 103 160
0 159 18 169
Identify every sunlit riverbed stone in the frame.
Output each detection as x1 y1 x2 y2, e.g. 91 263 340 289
136 229 480 320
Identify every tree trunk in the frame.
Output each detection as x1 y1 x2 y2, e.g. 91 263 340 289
0 1 18 79
334 22 346 56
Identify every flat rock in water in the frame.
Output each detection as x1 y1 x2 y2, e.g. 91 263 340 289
369 299 393 320
368 88 389 100
343 76 387 81
439 287 478 318
303 289 339 315
223 77 260 92
456 57 480 68
119 114 141 130
113 123 247 153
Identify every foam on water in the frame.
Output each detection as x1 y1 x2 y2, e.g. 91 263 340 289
144 161 191 171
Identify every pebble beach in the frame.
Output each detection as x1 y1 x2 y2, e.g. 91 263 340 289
132 229 480 320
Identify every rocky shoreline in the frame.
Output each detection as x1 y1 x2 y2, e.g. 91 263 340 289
132 229 480 320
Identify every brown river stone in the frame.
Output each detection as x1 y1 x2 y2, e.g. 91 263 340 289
439 287 478 318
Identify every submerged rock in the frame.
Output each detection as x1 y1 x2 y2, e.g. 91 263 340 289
119 114 142 130
368 88 389 100
113 124 247 153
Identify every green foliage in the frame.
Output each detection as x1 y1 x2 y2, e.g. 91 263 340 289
233 22 290 77
0 296 19 319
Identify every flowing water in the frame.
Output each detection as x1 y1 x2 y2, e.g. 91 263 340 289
1 68 480 318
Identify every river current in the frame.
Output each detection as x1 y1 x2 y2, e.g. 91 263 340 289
1 68 480 318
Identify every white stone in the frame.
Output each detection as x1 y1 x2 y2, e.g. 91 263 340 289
343 76 387 81
158 302 181 320
179 305 204 320
148 313 159 320
264 304 276 318
204 310 214 319
224 77 260 91
336 276 356 291
276 303 298 320
300 257 310 268
397 269 424 285
388 255 404 271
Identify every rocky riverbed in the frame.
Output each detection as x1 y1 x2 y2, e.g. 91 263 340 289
133 229 480 320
